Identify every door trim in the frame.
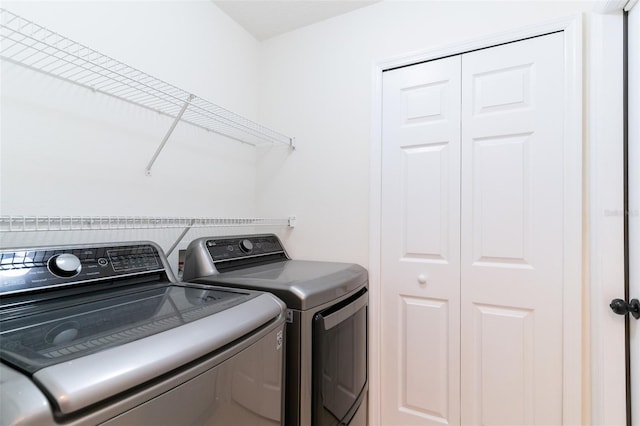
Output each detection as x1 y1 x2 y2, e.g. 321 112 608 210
369 15 583 426
588 10 627 426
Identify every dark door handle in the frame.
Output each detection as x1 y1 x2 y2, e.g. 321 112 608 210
610 298 640 319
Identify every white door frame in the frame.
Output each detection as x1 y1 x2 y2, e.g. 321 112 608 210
369 15 585 425
587 7 628 426
627 3 640 424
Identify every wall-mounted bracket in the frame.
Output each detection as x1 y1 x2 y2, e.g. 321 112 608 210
166 218 196 257
145 94 195 175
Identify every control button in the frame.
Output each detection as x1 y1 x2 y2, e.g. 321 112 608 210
12 252 26 264
48 254 82 278
33 251 46 263
239 239 253 253
97 258 108 267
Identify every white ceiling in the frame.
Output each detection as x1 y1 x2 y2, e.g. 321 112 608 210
213 1 380 41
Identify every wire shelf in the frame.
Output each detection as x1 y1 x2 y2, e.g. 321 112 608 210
0 8 294 150
0 216 295 232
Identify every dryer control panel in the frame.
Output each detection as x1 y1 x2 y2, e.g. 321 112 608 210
205 235 285 262
0 243 164 295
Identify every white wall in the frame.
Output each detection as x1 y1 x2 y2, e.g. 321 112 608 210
256 2 628 425
0 2 627 423
256 0 595 267
0 1 268 270
0 0 601 268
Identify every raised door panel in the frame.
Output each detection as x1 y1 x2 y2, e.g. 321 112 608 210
401 296 449 419
381 55 461 426
403 143 450 261
461 32 565 425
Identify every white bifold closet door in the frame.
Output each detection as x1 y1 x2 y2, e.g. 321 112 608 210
459 32 564 425
381 55 462 426
381 32 565 425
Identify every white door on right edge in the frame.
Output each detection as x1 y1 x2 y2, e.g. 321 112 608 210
460 32 565 425
380 32 567 426
628 4 640 424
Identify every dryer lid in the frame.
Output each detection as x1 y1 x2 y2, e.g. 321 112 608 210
191 260 368 310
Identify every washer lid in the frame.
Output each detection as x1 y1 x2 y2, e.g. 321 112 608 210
192 260 368 310
1 285 283 415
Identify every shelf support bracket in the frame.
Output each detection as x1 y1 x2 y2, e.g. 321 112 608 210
145 94 195 175
166 218 196 257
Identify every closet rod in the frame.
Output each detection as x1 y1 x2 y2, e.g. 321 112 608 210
0 216 296 232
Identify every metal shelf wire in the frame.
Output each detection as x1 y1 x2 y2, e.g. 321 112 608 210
0 8 294 170
0 216 295 233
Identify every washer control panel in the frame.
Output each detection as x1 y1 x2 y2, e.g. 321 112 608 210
0 243 163 295
205 235 284 262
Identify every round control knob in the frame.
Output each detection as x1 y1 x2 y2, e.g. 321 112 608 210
417 274 427 284
239 239 254 253
48 253 82 278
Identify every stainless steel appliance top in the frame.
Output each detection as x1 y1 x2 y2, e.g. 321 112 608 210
183 234 368 310
0 241 285 416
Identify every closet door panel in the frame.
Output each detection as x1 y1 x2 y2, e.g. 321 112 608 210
460 32 565 425
381 56 461 426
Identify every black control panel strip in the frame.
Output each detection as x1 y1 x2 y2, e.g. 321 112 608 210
0 243 165 296
205 235 286 263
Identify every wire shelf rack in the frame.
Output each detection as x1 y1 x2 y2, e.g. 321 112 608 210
0 216 295 233
0 8 294 164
